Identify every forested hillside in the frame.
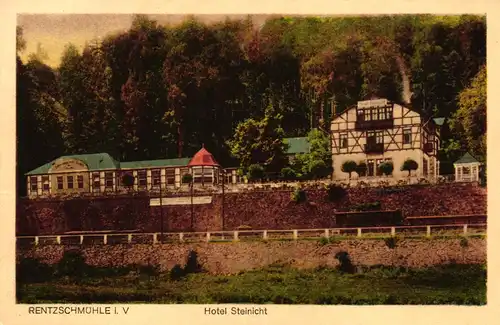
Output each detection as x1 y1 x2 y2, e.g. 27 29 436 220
16 14 486 196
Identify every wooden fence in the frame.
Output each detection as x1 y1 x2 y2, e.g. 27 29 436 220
16 223 486 247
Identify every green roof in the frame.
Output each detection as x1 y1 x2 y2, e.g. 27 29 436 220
26 153 120 175
284 137 310 155
433 117 446 126
455 152 480 164
120 158 191 169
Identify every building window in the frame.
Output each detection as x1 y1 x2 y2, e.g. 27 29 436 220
67 176 74 189
137 170 147 187
367 159 375 177
166 168 175 186
42 176 50 192
403 128 412 144
105 172 114 189
92 173 100 192
367 131 384 145
152 169 161 188
30 176 38 192
57 176 64 190
77 175 84 188
339 133 348 149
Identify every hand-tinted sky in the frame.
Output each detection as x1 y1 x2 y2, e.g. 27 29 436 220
17 14 271 67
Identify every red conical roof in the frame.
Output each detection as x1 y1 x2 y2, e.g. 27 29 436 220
187 145 220 167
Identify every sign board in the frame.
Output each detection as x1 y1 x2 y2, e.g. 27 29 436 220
150 196 213 206
357 99 388 109
50 159 88 172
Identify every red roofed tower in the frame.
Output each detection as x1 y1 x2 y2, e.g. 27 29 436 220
187 144 220 167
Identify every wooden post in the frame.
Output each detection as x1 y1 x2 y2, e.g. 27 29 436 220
463 224 468 236
357 228 362 237
179 233 184 242
80 235 84 245
153 233 158 244
324 229 330 238
103 235 107 245
263 230 268 240
56 236 61 245
293 230 298 240
206 232 211 242
233 231 239 241
426 226 431 237
391 227 396 237
128 234 132 244
34 236 39 246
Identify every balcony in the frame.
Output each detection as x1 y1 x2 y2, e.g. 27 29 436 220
423 142 434 155
364 142 384 154
355 119 394 131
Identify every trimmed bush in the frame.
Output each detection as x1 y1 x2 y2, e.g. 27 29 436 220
280 167 296 181
378 161 394 176
356 162 367 177
401 159 418 176
121 173 135 187
247 164 264 182
182 173 193 184
341 160 357 179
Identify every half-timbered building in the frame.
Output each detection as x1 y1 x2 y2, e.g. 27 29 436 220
330 98 442 180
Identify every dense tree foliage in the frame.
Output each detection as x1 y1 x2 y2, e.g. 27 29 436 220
16 14 486 196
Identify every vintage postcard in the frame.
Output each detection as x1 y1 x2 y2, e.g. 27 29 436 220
1 0 498 325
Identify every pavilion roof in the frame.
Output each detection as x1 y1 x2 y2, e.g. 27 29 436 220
187 145 220 167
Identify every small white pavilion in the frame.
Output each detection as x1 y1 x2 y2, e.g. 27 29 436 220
454 152 481 182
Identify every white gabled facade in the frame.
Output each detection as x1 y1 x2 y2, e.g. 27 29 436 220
330 98 441 181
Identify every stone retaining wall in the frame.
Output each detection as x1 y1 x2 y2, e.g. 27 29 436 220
17 238 486 275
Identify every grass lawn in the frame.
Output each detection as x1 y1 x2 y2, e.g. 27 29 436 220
17 263 486 305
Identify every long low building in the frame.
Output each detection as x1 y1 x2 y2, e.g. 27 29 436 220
25 147 245 198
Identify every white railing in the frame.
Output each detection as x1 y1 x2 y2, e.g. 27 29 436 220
16 224 486 246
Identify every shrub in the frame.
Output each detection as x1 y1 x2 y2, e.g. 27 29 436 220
57 250 88 277
280 167 296 181
356 161 367 177
308 160 330 179
319 237 330 246
237 225 253 230
121 173 135 187
247 164 264 182
341 160 357 179
400 159 418 176
17 257 54 283
460 237 469 248
182 173 193 184
325 183 347 201
291 187 307 203
335 251 355 273
378 161 394 176
351 201 381 211
184 250 202 274
169 264 186 281
384 236 400 249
